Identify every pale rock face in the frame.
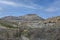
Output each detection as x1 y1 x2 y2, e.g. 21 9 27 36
21 35 29 40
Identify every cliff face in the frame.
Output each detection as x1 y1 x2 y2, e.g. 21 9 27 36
0 14 60 40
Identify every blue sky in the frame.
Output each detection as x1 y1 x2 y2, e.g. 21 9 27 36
0 0 60 18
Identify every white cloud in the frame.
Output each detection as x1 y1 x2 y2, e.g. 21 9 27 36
0 0 41 9
44 0 60 12
45 7 59 12
1 0 60 13
0 1 18 6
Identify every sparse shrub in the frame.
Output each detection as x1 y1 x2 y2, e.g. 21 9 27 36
0 22 18 28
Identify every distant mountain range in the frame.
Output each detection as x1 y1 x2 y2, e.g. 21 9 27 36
0 14 44 21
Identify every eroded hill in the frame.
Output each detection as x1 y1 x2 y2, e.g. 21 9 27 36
0 14 60 40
